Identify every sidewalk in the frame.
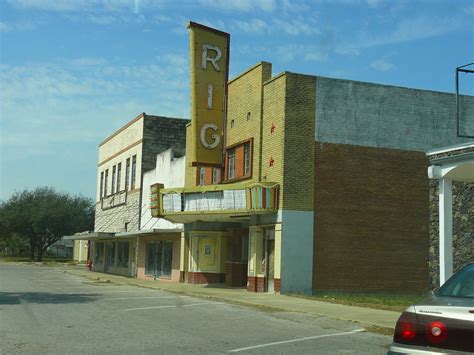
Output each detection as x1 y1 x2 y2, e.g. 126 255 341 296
63 265 400 330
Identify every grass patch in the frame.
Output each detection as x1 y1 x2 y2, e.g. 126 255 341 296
293 291 427 312
0 256 77 264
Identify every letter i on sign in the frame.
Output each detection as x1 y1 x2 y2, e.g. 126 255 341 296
207 84 213 109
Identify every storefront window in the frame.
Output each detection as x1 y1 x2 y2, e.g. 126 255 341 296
146 240 173 278
117 241 129 268
94 242 104 264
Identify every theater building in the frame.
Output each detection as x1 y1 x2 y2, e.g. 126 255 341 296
153 23 473 294
71 22 473 295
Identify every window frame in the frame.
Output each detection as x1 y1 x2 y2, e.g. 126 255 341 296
125 158 130 191
212 168 221 184
111 165 116 194
100 172 104 199
104 169 109 196
116 162 122 193
131 155 137 190
224 138 253 183
227 148 236 180
198 167 206 186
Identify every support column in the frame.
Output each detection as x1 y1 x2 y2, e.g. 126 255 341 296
439 178 453 286
179 232 186 282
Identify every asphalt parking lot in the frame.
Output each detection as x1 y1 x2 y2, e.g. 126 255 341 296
0 264 392 354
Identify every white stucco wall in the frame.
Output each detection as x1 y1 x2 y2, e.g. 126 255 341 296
140 148 185 230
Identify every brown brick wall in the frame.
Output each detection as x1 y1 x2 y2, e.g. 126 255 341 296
188 272 225 284
274 278 281 293
247 276 266 292
313 142 430 293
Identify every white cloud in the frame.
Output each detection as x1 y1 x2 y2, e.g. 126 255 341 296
233 19 268 34
463 5 474 14
339 14 468 54
6 0 165 12
366 0 385 7
70 57 108 66
273 18 320 36
370 59 394 71
0 55 190 160
275 44 329 63
232 17 319 36
198 0 276 12
0 22 11 32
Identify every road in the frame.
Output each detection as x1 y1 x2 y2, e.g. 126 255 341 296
0 264 391 354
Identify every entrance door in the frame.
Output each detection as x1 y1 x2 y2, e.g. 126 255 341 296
266 239 275 292
264 227 275 293
105 242 115 272
146 241 173 278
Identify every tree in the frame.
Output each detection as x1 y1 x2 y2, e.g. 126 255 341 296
0 187 94 261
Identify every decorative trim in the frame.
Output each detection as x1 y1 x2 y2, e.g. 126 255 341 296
99 112 145 147
98 139 143 167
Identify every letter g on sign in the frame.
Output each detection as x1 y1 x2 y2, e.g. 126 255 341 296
200 123 220 149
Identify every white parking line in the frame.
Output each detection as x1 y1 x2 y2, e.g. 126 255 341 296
66 290 161 294
98 296 176 301
124 302 216 311
227 329 366 353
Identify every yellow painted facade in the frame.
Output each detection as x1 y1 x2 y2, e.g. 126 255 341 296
188 22 229 166
188 231 227 273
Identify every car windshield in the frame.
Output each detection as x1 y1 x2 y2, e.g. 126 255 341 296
436 264 474 298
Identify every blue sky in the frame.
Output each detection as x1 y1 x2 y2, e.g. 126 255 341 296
0 0 473 201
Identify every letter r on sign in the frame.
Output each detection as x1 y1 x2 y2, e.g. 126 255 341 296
202 44 222 71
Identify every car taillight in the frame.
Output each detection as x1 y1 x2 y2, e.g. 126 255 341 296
426 320 448 344
394 311 422 344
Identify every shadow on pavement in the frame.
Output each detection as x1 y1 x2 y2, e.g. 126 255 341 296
0 292 99 305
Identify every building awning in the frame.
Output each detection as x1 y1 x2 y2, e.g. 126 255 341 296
115 229 182 237
63 229 182 241
63 232 114 241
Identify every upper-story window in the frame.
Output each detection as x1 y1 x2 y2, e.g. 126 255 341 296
104 169 109 196
228 148 236 180
225 140 252 182
117 162 122 193
199 167 206 186
131 155 137 190
212 168 221 184
100 172 104 199
111 165 116 194
244 144 250 176
125 158 130 191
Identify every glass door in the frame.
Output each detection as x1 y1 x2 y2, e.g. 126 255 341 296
145 240 173 278
162 241 173 277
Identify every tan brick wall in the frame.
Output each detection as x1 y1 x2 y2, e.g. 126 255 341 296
282 73 316 211
313 142 430 292
261 73 286 208
226 62 272 183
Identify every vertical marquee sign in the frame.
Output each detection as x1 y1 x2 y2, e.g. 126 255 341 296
188 21 230 166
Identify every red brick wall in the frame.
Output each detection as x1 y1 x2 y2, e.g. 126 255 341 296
188 272 225 284
247 276 266 292
274 278 281 293
225 262 248 287
313 142 430 293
